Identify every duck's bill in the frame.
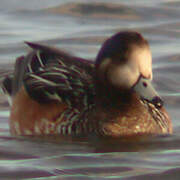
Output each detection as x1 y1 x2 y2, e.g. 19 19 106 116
133 76 163 108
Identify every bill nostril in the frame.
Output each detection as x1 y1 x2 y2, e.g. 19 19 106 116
143 82 147 87
152 96 164 108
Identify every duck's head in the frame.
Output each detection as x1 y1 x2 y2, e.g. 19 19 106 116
95 31 163 108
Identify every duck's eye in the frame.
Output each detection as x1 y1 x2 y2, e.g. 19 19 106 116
143 82 147 87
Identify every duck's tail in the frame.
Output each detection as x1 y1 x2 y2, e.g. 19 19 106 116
1 74 13 105
1 43 40 99
1 55 29 105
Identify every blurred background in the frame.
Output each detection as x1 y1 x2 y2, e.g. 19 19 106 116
0 0 180 179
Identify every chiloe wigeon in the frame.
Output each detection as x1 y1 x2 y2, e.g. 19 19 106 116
2 31 172 137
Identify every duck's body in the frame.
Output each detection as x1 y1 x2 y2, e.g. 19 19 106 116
2 31 172 137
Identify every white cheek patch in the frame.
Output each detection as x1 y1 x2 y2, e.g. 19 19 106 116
131 47 152 79
107 64 139 89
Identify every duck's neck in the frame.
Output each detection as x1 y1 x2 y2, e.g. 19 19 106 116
95 80 138 109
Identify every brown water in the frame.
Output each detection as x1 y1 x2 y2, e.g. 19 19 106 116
0 1 180 179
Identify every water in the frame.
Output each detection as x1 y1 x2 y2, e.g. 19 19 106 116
0 1 180 179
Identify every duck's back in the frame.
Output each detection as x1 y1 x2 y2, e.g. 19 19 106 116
3 43 96 135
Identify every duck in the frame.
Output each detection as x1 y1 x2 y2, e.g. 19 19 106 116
1 31 172 137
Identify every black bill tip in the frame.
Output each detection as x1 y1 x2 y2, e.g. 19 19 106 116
152 96 164 108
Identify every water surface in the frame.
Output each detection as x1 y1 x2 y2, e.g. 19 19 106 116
0 1 180 179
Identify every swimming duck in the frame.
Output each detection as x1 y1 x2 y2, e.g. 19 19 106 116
2 31 172 137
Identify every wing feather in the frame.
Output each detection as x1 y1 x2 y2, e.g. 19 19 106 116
24 58 95 109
